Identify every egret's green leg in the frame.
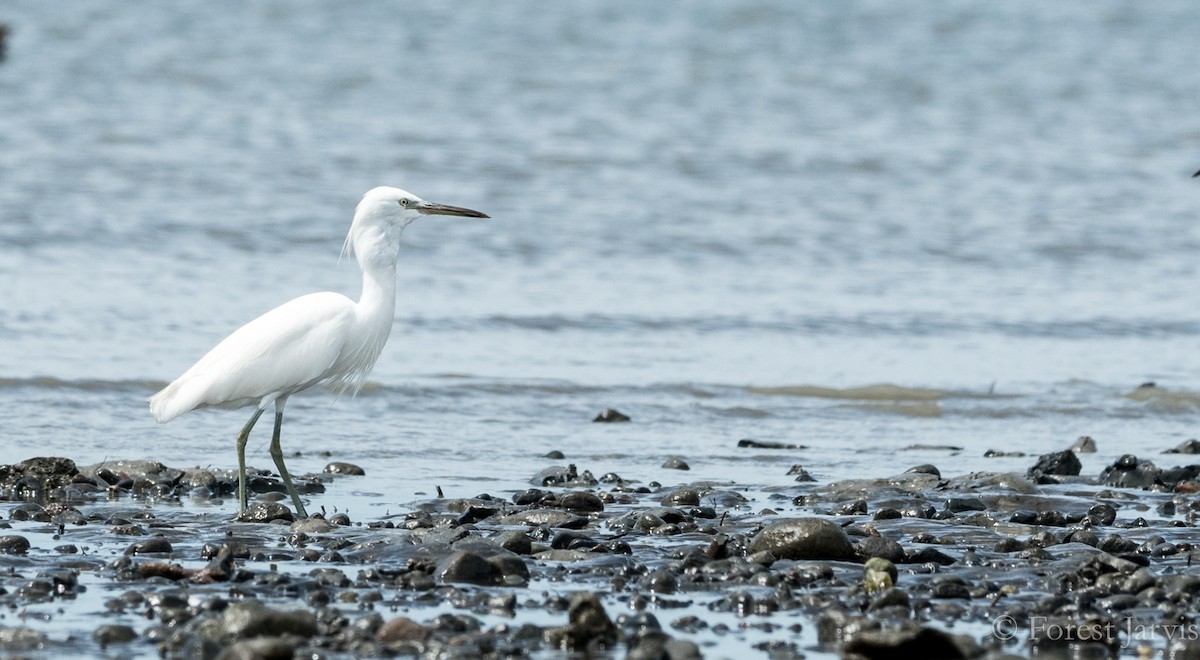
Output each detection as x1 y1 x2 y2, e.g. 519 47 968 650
236 408 265 514
269 411 308 518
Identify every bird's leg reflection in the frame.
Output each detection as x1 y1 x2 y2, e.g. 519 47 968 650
236 408 265 514
269 411 308 518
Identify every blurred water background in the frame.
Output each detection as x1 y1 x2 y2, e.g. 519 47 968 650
2 2 1200 655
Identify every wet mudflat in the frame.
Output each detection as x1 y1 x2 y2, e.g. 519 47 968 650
1 441 1199 659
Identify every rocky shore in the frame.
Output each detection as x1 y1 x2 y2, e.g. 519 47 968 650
0 440 1198 658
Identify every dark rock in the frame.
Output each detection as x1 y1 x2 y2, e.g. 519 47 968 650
905 547 955 565
593 408 630 423
125 537 172 555
789 465 817 482
737 439 805 450
1165 439 1200 454
661 457 689 470
1087 502 1118 526
944 497 985 513
1028 450 1082 478
323 462 365 475
983 449 1025 457
661 488 701 507
749 518 856 561
1099 455 1161 488
559 491 604 513
1071 436 1098 453
235 502 295 523
1160 465 1200 488
544 592 618 651
438 551 495 585
221 601 317 639
857 536 906 563
868 587 910 611
844 623 968 659
833 499 867 515
906 464 942 478
492 530 532 555
873 507 901 520
0 535 30 555
221 637 306 660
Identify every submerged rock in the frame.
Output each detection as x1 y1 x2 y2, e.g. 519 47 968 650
593 408 630 423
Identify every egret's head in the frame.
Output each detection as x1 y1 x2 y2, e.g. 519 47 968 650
345 186 488 267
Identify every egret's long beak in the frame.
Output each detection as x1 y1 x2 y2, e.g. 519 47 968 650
418 201 489 218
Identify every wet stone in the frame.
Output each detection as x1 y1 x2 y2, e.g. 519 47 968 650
1027 450 1082 478
559 491 604 513
661 488 701 507
1099 455 1161 488
833 499 867 515
236 502 296 523
749 518 856 561
857 536 905 563
661 457 690 470
323 461 365 475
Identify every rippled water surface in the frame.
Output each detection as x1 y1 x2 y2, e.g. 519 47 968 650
3 2 1200 657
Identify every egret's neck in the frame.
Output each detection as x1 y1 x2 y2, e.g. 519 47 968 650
357 259 397 327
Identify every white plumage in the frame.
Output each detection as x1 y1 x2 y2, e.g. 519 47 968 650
150 186 488 517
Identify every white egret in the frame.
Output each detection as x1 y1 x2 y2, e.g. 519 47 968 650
149 186 488 517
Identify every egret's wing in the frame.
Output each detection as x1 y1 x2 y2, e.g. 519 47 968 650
150 292 355 422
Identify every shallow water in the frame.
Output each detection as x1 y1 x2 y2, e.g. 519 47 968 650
2 1 1200 657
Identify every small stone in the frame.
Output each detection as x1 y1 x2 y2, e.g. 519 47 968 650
661 457 689 470
323 462 365 475
593 408 630 423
